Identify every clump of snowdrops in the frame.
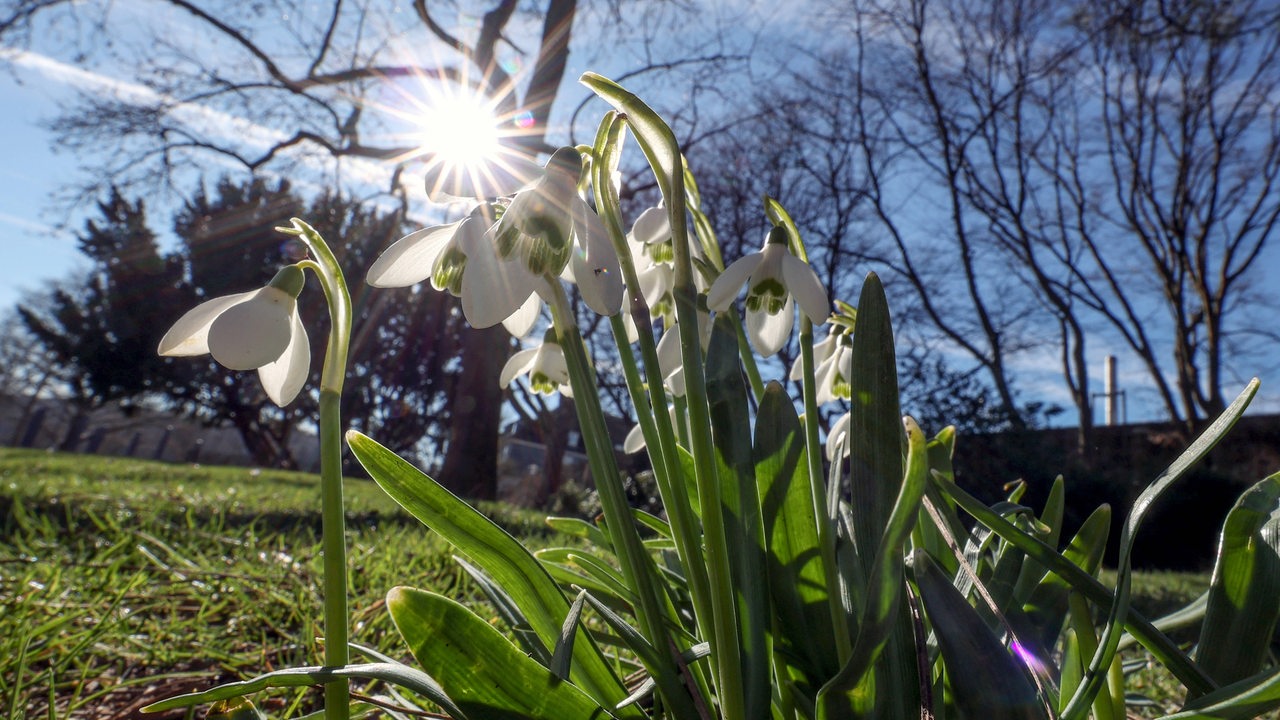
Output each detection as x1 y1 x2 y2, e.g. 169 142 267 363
147 75 1280 720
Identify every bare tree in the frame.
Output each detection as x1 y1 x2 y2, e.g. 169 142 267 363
1 0 754 491
762 0 1280 440
1075 0 1280 425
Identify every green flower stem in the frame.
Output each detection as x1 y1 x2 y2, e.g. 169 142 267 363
730 309 767 400
288 219 353 720
799 316 851 661
607 316 714 630
578 75 744 718
666 165 746 720
673 395 690 447
589 114 714 654
546 283 701 720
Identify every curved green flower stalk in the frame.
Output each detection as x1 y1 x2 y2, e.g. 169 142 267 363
762 199 850 662
279 218 354 720
583 71 749 720
541 278 703 720
589 111 716 663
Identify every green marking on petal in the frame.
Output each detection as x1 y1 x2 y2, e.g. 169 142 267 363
432 247 467 296
751 277 786 298
526 215 569 251
647 241 675 265
530 372 559 395
495 223 520 259
832 372 851 400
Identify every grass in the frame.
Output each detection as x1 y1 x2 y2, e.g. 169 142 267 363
0 448 1215 719
0 448 558 719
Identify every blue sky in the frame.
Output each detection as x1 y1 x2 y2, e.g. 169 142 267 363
2 15 1278 425
0 53 86 315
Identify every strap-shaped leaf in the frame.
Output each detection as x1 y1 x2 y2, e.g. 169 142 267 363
915 427 966 578
1193 473 1280 690
1163 666 1280 720
910 551 1047 720
552 591 590 681
1061 380 1259 719
826 272 919 718
346 431 634 715
940 475 1216 696
142 661 467 719
453 555 549 663
546 516 612 549
387 587 609 720
706 312 771 719
756 381 839 685
1117 592 1208 652
1013 477 1066 602
1021 503 1111 659
817 417 930 719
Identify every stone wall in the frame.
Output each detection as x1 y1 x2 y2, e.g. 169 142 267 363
0 393 319 470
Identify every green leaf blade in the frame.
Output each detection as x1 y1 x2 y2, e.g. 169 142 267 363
346 431 634 716
1193 473 1280 690
388 587 610 720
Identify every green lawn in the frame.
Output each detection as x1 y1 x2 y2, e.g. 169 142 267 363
0 448 1211 719
0 448 555 719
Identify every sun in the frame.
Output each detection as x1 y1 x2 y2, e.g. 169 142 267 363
413 93 502 169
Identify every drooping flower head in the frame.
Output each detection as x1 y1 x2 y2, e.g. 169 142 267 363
706 226 829 356
483 147 623 320
791 324 853 405
499 330 573 397
366 147 623 338
158 265 311 406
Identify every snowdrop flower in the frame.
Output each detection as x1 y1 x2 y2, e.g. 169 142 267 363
655 313 712 397
366 206 542 338
623 404 679 454
485 147 623 321
706 226 829 356
158 265 310 406
499 332 573 397
791 326 852 405
626 204 710 323
367 207 485 296
628 205 674 266
826 411 851 462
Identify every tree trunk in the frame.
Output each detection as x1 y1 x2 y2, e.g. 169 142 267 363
438 325 509 499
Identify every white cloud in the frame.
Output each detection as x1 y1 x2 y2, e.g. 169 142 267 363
1 46 398 189
0 211 55 235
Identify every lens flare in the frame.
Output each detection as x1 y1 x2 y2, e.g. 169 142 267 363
415 95 501 168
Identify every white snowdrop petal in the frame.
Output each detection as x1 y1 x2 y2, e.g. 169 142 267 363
637 263 672 309
208 288 295 370
814 354 839 406
537 343 571 386
665 366 687 397
827 412 852 462
623 423 647 454
461 236 540 329
257 312 311 406
630 206 670 246
572 199 623 317
157 291 256 357
366 222 463 288
706 253 763 311
656 323 683 377
499 347 539 388
501 293 542 338
746 296 794 357
781 253 831 324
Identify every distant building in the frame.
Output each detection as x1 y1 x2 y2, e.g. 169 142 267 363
0 393 319 470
